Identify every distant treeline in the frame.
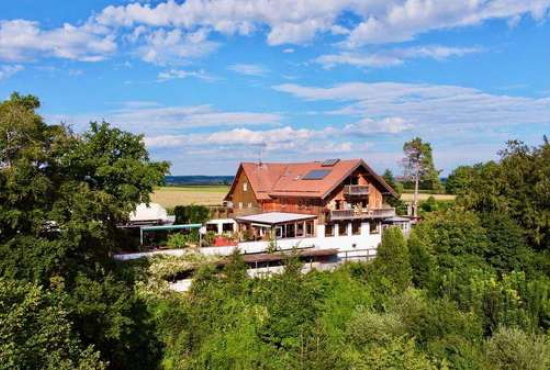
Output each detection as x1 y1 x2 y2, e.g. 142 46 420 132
164 175 234 186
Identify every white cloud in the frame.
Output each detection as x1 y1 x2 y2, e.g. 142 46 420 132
345 117 413 134
136 28 219 65
157 68 216 81
229 63 268 76
96 0 351 45
1 0 547 65
0 64 23 81
207 126 315 146
316 45 482 69
143 134 191 148
274 81 550 136
48 104 283 135
0 20 116 62
143 125 354 156
95 0 550 49
345 0 550 47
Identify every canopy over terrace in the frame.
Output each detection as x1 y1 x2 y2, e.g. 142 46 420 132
235 212 317 240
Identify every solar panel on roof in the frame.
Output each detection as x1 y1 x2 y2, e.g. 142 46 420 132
303 169 331 180
321 158 340 167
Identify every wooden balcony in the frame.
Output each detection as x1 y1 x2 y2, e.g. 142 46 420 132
329 207 396 221
344 185 369 197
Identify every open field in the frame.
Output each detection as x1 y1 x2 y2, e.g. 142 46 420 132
151 185 229 208
151 185 455 208
400 192 456 202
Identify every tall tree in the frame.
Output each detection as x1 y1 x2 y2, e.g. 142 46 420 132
0 93 169 283
446 165 476 195
0 93 169 369
402 138 441 217
458 139 550 251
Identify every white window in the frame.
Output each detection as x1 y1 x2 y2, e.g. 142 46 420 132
238 202 243 209
243 181 248 191
247 202 252 208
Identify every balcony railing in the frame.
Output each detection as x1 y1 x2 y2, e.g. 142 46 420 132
344 185 370 197
329 207 396 221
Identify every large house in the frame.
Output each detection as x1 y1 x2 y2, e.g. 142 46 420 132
223 159 410 254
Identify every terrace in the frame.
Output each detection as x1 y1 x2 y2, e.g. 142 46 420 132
329 206 396 221
343 185 370 197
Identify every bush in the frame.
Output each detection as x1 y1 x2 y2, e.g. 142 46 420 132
166 233 189 249
483 327 550 370
173 205 210 225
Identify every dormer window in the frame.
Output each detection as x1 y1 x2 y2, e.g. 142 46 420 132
243 181 248 191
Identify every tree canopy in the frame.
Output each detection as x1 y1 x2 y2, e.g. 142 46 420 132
0 93 168 369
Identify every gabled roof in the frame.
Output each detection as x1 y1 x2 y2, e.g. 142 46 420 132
225 159 396 201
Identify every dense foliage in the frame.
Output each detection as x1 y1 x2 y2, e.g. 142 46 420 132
0 93 168 369
3 92 550 370
173 205 211 225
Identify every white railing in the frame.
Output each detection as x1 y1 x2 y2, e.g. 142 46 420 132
330 207 396 221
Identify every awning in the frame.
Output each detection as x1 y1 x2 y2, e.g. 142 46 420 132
235 212 317 226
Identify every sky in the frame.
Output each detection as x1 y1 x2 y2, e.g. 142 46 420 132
1 0 550 176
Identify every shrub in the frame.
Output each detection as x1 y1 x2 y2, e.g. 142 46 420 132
173 205 210 225
166 233 189 249
483 327 550 370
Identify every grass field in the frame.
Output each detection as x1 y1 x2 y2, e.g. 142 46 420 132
400 192 456 202
151 185 455 209
151 185 230 208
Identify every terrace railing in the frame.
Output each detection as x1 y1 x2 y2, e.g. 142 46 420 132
343 185 370 197
329 207 396 221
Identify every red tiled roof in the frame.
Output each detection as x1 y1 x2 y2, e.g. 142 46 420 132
225 159 395 201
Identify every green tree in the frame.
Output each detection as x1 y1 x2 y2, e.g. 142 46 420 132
373 227 412 293
0 278 106 370
480 212 530 274
459 139 550 251
0 93 169 284
402 137 441 217
0 93 168 370
446 165 476 195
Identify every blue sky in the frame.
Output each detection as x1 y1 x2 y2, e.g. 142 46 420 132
1 1 550 175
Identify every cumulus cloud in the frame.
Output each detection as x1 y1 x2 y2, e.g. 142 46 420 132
345 117 413 134
95 0 550 49
345 0 550 47
143 125 353 156
0 64 23 81
229 63 268 76
1 1 547 65
316 45 483 69
207 126 316 146
0 20 116 62
136 28 219 65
